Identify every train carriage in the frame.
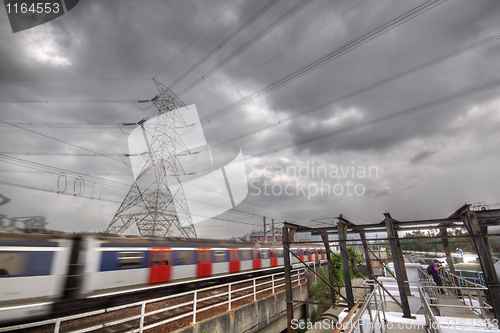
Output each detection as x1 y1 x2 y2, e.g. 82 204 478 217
0 232 73 322
0 230 328 324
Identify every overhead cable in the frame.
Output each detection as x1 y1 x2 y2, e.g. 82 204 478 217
245 79 500 160
177 0 314 97
199 0 446 125
0 119 125 164
153 0 237 78
168 0 281 89
196 0 368 107
211 31 500 147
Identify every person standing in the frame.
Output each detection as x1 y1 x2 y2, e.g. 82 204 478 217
432 259 445 294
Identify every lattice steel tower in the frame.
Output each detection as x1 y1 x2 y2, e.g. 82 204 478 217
106 79 197 238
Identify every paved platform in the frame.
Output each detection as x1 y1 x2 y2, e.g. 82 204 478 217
435 294 482 319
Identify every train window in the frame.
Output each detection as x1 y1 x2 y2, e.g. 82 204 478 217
278 249 283 257
270 249 277 258
214 251 226 263
0 252 27 276
117 252 144 268
151 252 159 266
261 250 269 259
298 249 303 256
241 250 251 260
198 250 212 264
253 249 261 259
229 250 239 261
177 251 194 265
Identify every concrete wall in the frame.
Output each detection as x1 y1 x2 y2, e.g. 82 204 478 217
171 283 308 333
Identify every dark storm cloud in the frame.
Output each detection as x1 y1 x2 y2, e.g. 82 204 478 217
409 148 437 165
1 0 500 237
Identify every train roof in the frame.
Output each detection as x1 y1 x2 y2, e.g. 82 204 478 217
0 228 261 246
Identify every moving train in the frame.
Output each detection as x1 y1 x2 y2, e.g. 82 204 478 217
0 230 326 323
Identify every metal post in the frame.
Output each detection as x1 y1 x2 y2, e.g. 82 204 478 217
440 227 461 294
272 218 275 242
360 231 373 278
262 216 266 242
253 278 256 301
321 233 336 306
384 213 412 318
440 227 456 274
139 302 145 332
272 274 275 294
458 206 500 320
53 320 61 333
337 219 354 307
313 259 317 283
283 225 296 333
192 290 197 323
228 283 232 310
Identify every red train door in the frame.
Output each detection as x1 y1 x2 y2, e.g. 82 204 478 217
149 248 172 284
314 248 319 261
252 248 261 269
229 248 240 273
197 248 212 278
298 248 304 262
321 249 325 260
270 248 278 267
307 248 312 261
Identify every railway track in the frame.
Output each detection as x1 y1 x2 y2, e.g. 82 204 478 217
47 266 286 320
1 267 309 333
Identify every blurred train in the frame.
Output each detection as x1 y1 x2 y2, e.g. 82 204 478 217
0 230 326 323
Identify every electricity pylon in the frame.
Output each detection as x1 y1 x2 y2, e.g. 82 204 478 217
106 79 197 238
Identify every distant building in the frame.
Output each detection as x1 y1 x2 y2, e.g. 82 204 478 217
244 229 282 243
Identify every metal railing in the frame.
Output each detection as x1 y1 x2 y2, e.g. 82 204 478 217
332 268 496 333
442 269 485 287
422 278 492 320
418 285 442 333
355 283 387 333
0 268 307 333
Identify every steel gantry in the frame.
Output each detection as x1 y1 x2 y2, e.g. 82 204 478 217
281 204 500 332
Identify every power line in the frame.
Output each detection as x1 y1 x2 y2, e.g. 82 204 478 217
198 0 445 126
0 77 150 83
0 154 131 191
4 28 497 153
196 0 368 108
0 99 137 104
0 179 264 229
0 123 123 129
176 0 314 97
0 179 122 204
153 0 237 79
168 0 281 89
0 152 123 156
0 119 126 164
210 31 500 148
245 79 500 160
0 154 300 225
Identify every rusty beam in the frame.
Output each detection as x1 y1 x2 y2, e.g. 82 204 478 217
385 213 412 318
282 225 295 333
321 232 336 306
337 219 354 307
458 206 500 320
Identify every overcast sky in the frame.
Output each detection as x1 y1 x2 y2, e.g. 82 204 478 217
0 0 499 239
